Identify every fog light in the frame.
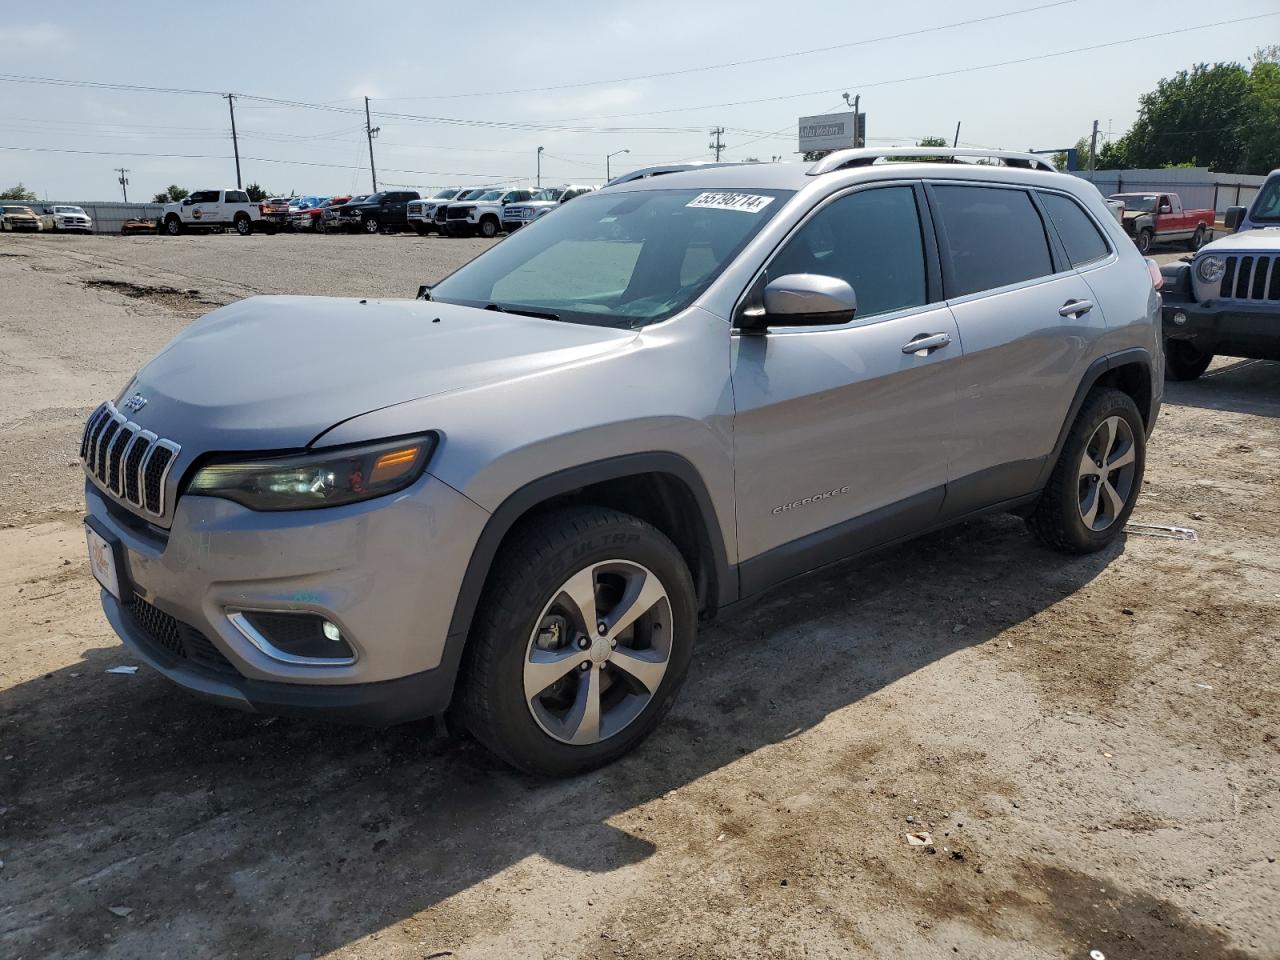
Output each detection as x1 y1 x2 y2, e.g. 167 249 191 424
230 611 356 664
1173 311 1187 326
322 619 343 642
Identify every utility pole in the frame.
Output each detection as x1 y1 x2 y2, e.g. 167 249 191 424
364 97 380 192
115 168 129 202
953 121 961 148
1089 119 1099 172
224 94 242 188
537 146 544 188
709 127 725 162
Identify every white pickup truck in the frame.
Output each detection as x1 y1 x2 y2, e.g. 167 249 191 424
501 185 597 231
159 189 266 236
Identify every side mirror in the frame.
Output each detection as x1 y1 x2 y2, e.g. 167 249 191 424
182 198 193 206
1159 203 1172 214
1224 206 1245 231
755 274 856 330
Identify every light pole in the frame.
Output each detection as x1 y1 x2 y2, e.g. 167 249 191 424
537 146 544 188
606 148 630 182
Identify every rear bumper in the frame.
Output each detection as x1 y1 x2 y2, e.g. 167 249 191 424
1162 298 1280 361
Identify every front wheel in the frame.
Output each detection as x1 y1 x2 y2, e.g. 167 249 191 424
163 216 182 236
460 506 697 777
1136 228 1153 255
1165 338 1213 381
362 215 380 234
1028 387 1145 554
478 217 499 239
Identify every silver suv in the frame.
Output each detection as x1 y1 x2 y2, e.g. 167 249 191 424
81 149 1163 776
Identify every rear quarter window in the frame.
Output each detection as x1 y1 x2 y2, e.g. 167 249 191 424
932 185 1054 297
1038 191 1110 267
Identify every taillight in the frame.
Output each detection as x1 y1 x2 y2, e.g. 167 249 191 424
1145 257 1163 291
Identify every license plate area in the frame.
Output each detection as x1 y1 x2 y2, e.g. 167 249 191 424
84 516 128 601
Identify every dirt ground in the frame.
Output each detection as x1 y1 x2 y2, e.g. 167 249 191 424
1 231 1277 960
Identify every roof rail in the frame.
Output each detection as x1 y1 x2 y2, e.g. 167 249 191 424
605 160 756 187
807 147 1057 176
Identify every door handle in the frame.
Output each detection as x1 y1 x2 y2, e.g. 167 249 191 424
902 332 952 355
1059 299 1094 318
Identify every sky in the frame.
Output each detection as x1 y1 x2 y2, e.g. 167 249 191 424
0 0 1275 201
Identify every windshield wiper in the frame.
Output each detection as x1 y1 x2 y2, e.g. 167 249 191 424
483 302 560 322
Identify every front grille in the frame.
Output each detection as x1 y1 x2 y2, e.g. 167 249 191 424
126 594 240 677
446 205 474 220
81 401 181 517
407 201 424 216
1219 254 1280 302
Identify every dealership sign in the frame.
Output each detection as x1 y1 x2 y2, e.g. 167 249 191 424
798 111 865 153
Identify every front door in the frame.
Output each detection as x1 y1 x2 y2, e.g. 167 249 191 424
731 183 961 593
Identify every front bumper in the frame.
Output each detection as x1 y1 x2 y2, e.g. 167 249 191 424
85 471 490 723
1162 297 1280 361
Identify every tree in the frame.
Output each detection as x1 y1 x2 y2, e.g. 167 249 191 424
0 183 37 201
244 182 271 203
151 185 189 203
916 136 949 148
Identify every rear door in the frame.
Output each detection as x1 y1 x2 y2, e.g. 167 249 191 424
731 183 962 590
927 181 1104 516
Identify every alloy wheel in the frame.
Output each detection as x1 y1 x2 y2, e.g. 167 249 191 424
523 560 673 746
1077 415 1137 531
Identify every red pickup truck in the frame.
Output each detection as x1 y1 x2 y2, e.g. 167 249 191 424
1109 192 1214 254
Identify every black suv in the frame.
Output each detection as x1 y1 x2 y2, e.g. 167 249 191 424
340 191 422 234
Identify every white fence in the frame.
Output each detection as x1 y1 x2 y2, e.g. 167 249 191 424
1071 168 1266 218
32 201 166 235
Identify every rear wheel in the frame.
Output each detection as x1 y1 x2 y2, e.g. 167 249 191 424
1164 339 1213 381
460 506 697 777
1187 225 1206 251
1028 387 1145 554
233 214 252 236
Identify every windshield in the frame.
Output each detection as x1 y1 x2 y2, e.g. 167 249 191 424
532 188 563 202
459 189 486 201
1114 195 1158 213
1250 177 1280 223
3 206 33 214
54 206 83 214
433 189 459 199
477 190 503 201
430 187 792 329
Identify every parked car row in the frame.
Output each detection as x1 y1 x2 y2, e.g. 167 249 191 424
0 203 94 232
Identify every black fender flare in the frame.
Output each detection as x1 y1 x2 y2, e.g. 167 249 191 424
1037 347 1154 489
444 452 734 645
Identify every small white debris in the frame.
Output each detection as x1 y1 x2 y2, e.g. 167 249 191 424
106 665 138 675
1195 683 1213 690
717 833 726 842
906 832 933 846
107 906 133 918
1090 951 1106 960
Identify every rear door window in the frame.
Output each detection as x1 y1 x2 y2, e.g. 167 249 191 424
1038 192 1110 267
767 185 928 320
931 185 1054 297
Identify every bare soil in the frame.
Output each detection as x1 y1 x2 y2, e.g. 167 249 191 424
1 232 1277 960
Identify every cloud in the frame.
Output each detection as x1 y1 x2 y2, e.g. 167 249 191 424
0 23 71 47
527 86 644 118
346 81 385 100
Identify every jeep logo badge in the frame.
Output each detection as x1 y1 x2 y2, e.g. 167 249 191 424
122 393 148 413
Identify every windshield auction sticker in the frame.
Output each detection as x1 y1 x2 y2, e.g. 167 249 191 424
686 192 776 213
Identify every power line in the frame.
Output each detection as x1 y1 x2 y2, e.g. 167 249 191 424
533 12 1280 122
376 1 1078 100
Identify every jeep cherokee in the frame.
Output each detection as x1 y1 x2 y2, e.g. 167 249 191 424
81 148 1163 776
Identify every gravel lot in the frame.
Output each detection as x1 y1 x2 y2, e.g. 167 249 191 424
1 231 1277 960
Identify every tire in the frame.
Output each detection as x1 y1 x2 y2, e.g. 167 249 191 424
232 215 251 236
1136 228 1153 255
1028 387 1145 554
362 215 380 234
459 505 697 777
1164 339 1213 381
478 217 499 239
412 224 428 236
1187 225 1206 251
163 215 183 237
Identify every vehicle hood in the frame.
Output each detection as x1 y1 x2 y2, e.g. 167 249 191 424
1199 227 1280 255
120 296 637 451
1120 210 1147 221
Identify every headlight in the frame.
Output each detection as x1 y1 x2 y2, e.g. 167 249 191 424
1196 256 1225 283
187 434 436 510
